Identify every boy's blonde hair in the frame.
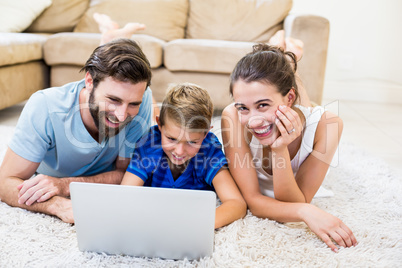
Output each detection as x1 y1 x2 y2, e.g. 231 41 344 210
159 83 213 131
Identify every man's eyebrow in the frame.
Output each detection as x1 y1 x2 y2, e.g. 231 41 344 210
106 95 142 105
106 94 122 102
129 101 142 105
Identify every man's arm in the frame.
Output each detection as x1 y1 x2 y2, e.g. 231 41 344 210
62 156 131 194
0 148 72 222
17 156 131 205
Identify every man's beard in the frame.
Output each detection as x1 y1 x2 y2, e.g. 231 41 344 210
88 91 132 139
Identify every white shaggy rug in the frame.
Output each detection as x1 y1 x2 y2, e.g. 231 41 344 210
0 125 401 267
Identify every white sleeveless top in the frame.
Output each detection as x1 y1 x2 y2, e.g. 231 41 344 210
249 105 334 198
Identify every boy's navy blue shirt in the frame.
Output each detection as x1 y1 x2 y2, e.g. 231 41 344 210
126 126 228 190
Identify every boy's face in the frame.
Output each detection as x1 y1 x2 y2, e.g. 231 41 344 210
157 116 207 166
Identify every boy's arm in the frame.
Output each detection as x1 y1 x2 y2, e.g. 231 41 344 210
121 171 145 186
212 168 247 229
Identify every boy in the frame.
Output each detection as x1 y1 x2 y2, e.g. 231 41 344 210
121 83 246 229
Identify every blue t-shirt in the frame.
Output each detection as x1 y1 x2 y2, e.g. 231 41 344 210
9 79 152 177
126 126 228 190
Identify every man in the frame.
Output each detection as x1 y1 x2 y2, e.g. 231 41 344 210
0 38 153 223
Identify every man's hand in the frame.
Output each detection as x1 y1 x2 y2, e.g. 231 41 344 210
49 196 74 224
17 174 69 206
55 197 74 224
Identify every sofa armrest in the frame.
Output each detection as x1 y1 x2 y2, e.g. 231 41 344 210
0 33 49 67
284 14 330 105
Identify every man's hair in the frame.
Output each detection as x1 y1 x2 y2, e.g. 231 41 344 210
159 83 213 131
81 38 152 89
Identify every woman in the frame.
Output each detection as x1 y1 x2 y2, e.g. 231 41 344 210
221 41 357 252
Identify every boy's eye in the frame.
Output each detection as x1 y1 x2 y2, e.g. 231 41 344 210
168 137 177 142
188 141 197 145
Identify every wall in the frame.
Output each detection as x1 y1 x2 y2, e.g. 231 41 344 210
290 0 402 104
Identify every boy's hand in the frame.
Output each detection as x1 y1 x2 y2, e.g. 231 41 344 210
17 174 69 205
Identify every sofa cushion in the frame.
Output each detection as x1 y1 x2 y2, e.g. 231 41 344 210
74 0 188 42
0 33 49 66
0 0 52 33
26 0 90 33
186 0 292 42
164 39 253 74
44 33 165 68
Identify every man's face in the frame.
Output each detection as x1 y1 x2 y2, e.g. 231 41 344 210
88 76 147 138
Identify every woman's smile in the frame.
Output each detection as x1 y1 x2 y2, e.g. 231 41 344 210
251 123 274 137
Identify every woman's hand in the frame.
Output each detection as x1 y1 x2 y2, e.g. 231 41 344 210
272 105 302 149
300 204 357 252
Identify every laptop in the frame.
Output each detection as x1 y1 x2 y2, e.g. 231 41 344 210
70 182 216 260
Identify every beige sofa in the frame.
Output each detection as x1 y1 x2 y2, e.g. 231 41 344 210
0 0 329 111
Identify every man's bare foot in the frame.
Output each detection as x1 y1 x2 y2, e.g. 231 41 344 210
269 30 304 61
93 13 119 33
93 13 146 44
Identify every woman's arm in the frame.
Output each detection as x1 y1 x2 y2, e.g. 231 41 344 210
221 105 290 218
294 111 343 203
271 105 306 202
212 168 247 229
269 107 343 203
221 105 356 251
221 105 308 220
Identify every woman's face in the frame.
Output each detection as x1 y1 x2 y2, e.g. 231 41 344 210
232 79 289 146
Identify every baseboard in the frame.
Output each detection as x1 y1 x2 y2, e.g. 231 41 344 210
323 80 402 105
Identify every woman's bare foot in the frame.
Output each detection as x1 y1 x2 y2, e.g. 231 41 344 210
268 29 286 50
269 30 310 106
269 30 303 61
285 37 303 62
93 13 146 45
